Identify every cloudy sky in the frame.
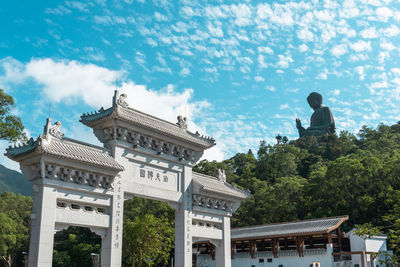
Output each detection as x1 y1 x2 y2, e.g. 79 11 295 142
1 0 400 170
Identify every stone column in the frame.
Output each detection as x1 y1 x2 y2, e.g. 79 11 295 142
175 165 193 267
101 177 124 267
28 182 57 267
215 216 231 267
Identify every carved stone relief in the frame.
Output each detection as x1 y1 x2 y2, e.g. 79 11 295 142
104 127 197 161
192 194 234 212
32 163 114 189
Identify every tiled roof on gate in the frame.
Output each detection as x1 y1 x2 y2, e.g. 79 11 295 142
192 172 250 199
231 215 349 240
80 91 215 149
5 119 124 171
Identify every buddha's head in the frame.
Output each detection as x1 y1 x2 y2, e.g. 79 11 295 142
307 92 322 110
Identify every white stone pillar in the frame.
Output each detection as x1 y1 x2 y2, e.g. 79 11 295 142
101 176 124 267
28 183 57 267
175 165 193 267
215 216 231 267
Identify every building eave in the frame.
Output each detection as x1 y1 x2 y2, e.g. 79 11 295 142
80 93 216 150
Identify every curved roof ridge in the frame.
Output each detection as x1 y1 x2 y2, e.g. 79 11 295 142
232 215 349 230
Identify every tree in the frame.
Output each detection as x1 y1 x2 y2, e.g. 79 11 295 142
0 213 18 267
123 214 174 267
0 89 26 142
53 227 101 267
0 192 32 266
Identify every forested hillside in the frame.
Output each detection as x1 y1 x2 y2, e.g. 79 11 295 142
0 165 32 196
194 123 400 260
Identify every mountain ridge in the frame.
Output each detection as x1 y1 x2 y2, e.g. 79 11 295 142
0 164 32 195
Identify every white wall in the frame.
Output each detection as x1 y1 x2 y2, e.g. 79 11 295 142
196 248 334 267
346 230 388 267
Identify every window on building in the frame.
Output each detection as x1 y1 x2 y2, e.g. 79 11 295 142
267 258 273 262
259 258 264 263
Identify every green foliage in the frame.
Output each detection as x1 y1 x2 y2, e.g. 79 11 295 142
53 227 101 267
0 89 26 142
194 123 400 260
0 192 32 266
123 214 174 267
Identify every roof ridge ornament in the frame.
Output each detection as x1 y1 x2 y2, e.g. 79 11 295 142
176 115 187 129
217 168 226 183
43 118 64 139
112 90 129 108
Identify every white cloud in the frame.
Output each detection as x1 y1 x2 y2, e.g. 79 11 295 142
258 55 268 68
255 76 265 82
180 67 190 76
391 68 400 76
299 44 309 52
266 85 276 92
331 44 348 57
154 11 168 21
355 66 366 80
258 46 274 54
180 6 198 18
376 6 393 21
231 4 252 27
360 27 379 38
205 5 228 19
350 40 371 52
0 57 27 86
297 27 314 42
317 71 328 80
207 23 224 37
2 57 210 127
277 55 293 69
280 104 289 109
380 40 395 50
382 24 400 37
256 3 294 26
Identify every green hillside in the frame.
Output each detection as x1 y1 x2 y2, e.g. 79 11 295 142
0 164 32 195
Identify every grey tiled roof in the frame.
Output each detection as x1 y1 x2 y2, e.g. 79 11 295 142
192 172 250 199
80 106 215 149
6 136 124 171
231 216 349 240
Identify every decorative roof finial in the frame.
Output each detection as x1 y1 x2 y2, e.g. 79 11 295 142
113 90 129 108
112 90 119 107
177 115 187 129
43 118 64 139
217 169 226 183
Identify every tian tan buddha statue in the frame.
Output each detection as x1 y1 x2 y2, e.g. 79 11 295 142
296 92 335 138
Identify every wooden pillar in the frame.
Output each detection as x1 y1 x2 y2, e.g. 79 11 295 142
231 241 236 259
249 240 256 259
327 232 333 244
272 239 279 258
296 238 304 257
361 251 366 267
210 243 215 260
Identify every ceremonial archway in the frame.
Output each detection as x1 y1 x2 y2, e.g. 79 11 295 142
6 91 249 267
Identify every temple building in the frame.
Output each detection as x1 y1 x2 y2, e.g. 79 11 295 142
193 216 389 267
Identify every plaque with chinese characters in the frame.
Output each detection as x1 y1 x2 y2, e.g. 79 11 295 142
131 163 179 192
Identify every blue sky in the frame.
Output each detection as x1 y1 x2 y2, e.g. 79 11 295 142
1 0 400 170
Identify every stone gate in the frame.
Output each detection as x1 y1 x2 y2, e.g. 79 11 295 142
6 91 249 267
